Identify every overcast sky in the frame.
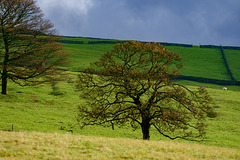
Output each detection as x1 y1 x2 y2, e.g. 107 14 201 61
37 0 240 46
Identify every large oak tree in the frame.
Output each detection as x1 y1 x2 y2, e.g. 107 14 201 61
0 0 68 94
76 41 215 140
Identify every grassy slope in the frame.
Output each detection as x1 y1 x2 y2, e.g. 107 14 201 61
62 38 233 80
224 49 240 80
166 46 230 80
63 43 113 71
1 37 240 158
0 76 240 150
1 131 239 160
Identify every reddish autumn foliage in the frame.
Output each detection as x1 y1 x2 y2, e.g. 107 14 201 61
0 0 68 94
76 41 215 140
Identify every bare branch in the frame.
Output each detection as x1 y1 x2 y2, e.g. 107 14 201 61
76 41 215 140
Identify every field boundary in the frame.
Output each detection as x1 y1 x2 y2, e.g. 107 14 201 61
60 38 240 86
60 36 240 50
200 45 240 50
58 40 84 44
174 75 240 86
220 46 235 81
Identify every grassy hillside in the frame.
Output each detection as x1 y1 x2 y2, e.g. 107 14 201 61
224 49 240 80
1 131 239 160
166 46 230 80
61 37 238 81
1 37 240 159
0 74 240 150
63 43 113 71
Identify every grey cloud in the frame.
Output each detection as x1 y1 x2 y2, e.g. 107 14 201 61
38 0 240 46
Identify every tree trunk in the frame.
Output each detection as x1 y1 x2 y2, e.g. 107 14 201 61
1 67 7 94
2 31 9 95
141 119 151 140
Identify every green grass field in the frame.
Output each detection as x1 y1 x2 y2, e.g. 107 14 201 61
224 49 240 81
1 37 240 159
62 37 237 81
166 46 231 80
63 43 113 71
0 75 240 149
0 76 240 159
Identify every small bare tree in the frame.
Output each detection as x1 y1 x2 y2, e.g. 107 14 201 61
76 41 215 140
0 0 68 94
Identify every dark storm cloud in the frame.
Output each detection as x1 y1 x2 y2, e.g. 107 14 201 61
37 0 240 46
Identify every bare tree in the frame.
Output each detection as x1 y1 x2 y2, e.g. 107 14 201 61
0 0 68 94
76 41 215 140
